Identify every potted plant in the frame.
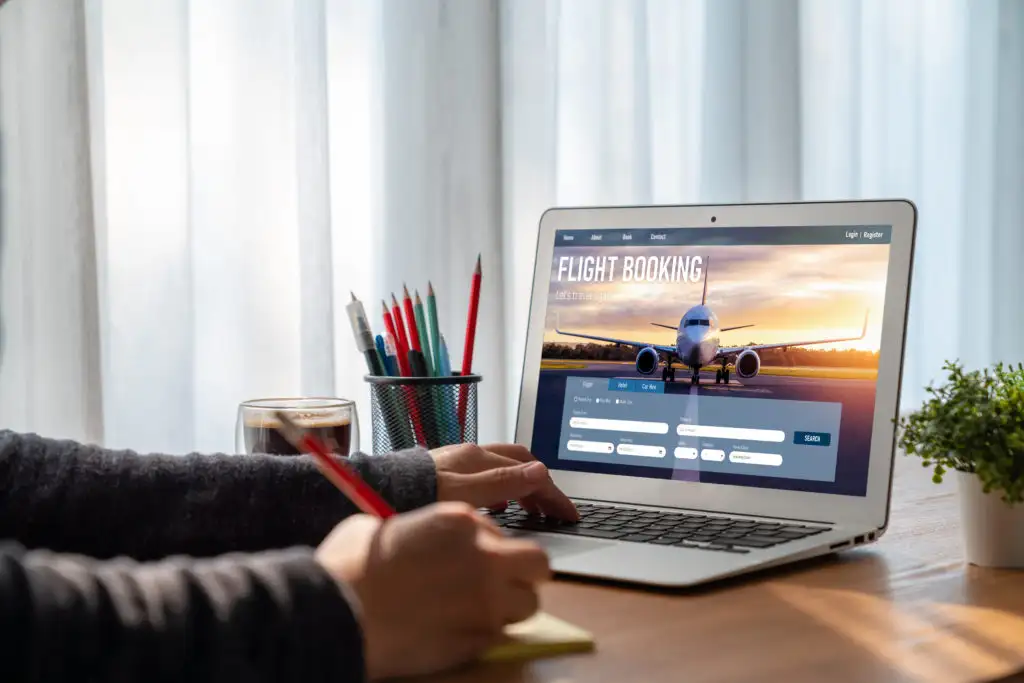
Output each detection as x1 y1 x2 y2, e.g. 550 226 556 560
896 360 1024 568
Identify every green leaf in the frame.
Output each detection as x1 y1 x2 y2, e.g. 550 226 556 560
898 360 1024 505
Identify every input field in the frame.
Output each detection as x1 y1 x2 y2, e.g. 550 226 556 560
570 417 670 435
674 446 699 460
700 449 726 462
566 440 614 454
676 424 786 443
728 451 783 467
616 443 667 458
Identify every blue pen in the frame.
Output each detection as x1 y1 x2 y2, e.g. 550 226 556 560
375 335 394 376
439 334 453 377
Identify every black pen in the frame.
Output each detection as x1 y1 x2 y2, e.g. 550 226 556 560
408 349 429 377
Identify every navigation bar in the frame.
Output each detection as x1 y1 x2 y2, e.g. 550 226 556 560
556 225 892 247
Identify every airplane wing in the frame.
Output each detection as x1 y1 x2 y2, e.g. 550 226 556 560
720 323 755 333
717 311 869 357
650 323 676 331
555 322 677 356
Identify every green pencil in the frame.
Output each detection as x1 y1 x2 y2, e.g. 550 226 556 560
413 290 434 376
426 282 444 376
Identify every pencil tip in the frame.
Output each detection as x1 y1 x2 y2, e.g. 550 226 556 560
427 281 434 295
475 254 482 272
350 291 357 302
391 293 399 305
403 284 410 297
415 291 422 304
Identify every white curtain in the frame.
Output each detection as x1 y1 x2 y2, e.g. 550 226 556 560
2 0 1022 454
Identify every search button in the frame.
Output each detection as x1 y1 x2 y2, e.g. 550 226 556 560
794 431 831 447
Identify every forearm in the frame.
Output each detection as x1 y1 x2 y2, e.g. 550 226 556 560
0 431 437 560
0 543 364 683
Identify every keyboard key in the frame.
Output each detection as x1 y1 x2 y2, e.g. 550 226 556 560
727 537 776 548
775 531 811 540
621 533 658 543
650 537 677 545
575 528 628 539
741 535 785 545
705 543 733 551
721 547 751 554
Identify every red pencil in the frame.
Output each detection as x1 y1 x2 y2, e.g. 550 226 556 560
402 284 422 353
458 255 482 438
385 299 428 446
382 301 412 377
390 294 409 355
274 411 395 518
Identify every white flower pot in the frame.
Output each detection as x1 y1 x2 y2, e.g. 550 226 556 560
957 470 1024 568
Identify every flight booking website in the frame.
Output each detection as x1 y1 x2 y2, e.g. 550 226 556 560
529 225 892 497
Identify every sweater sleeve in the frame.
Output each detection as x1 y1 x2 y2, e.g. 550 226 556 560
0 430 437 560
0 542 365 683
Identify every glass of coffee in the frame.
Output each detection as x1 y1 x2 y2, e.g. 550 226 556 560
235 397 358 456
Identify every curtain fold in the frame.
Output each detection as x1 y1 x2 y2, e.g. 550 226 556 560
0 0 103 443
2 0 1022 453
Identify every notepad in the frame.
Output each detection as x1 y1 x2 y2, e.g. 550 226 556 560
480 612 595 662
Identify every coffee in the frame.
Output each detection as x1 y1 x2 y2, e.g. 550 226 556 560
244 419 352 456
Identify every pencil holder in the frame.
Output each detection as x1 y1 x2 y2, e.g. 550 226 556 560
365 374 481 454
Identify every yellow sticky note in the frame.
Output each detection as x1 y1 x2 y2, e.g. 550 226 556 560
481 612 595 663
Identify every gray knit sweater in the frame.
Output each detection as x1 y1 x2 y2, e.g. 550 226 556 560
0 430 438 682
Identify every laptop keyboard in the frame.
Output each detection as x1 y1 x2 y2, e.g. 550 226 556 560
488 501 831 554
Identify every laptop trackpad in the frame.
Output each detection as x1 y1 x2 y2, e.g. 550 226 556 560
503 530 613 560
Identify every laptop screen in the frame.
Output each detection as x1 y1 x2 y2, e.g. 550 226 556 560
529 225 892 497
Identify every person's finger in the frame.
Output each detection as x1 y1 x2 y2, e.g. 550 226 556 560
494 582 541 625
519 497 544 516
474 512 505 537
483 446 579 521
481 443 536 464
484 537 552 584
445 461 552 508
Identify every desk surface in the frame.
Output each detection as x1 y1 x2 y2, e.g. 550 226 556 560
424 456 1024 683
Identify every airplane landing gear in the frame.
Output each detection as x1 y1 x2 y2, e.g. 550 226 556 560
715 366 731 384
691 368 700 385
662 365 677 382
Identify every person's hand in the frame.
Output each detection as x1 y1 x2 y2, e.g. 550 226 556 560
315 502 550 680
430 443 579 521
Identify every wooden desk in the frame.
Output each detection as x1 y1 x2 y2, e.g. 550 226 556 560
425 456 1024 683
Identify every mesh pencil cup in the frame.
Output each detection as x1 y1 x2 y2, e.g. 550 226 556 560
365 374 481 454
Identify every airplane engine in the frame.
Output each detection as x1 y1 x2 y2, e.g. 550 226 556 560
735 349 760 379
635 347 660 375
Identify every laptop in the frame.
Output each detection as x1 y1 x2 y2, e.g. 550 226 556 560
500 200 917 587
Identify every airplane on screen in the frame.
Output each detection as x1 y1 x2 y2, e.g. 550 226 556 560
554 258 869 385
